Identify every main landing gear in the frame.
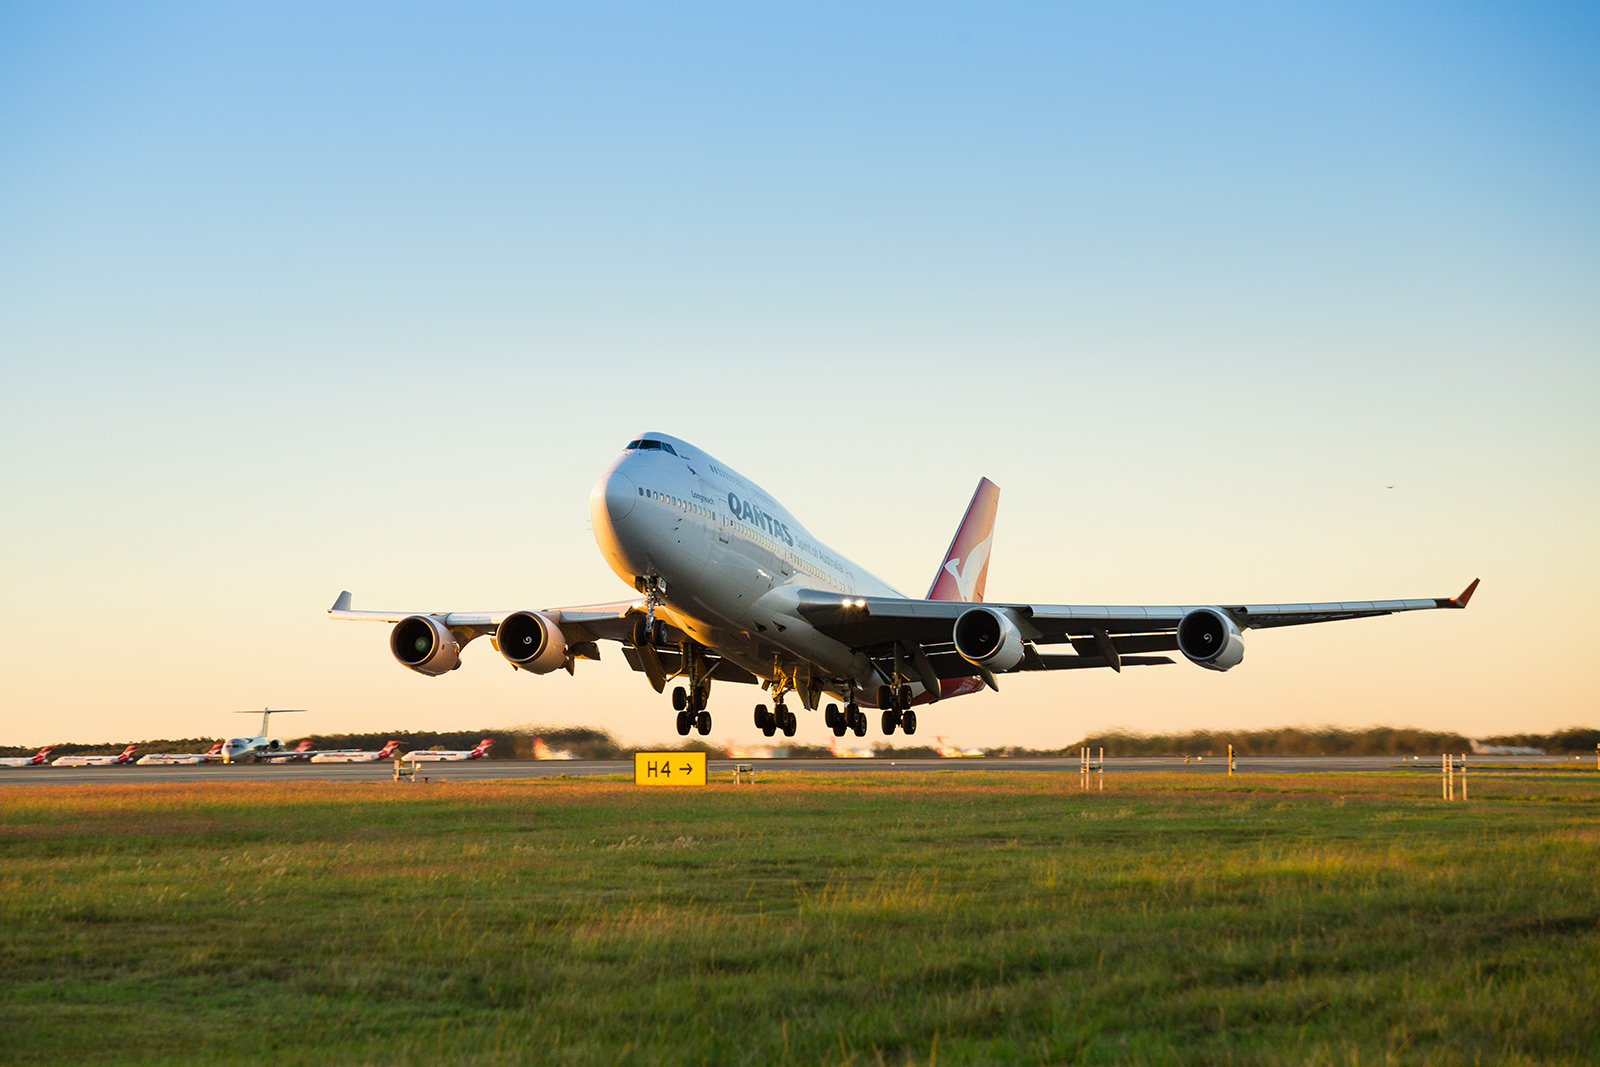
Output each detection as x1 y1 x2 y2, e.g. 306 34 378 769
876 684 918 736
753 702 796 738
673 682 712 736
824 701 867 738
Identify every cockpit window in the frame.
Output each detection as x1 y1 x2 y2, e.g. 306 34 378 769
624 438 678 456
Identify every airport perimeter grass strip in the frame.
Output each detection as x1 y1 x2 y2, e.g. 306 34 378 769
2 772 1597 1065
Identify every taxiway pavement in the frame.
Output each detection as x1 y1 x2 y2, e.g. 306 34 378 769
2 753 1590 786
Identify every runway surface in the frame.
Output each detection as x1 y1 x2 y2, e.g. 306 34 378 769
2 754 1591 786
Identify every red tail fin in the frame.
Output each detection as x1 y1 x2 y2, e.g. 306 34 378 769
926 479 1000 602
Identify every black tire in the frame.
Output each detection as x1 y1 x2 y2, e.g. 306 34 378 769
876 685 893 709
693 686 709 712
852 710 867 738
902 709 917 735
672 686 687 712
780 709 796 737
833 718 847 737
881 709 897 735
898 685 913 709
675 711 691 736
753 704 768 730
696 710 711 736
824 703 839 730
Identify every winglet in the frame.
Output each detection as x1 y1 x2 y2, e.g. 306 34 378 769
331 590 352 613
1451 578 1479 608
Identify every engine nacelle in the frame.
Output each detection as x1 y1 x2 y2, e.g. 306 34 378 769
1176 607 1245 671
390 615 461 676
497 611 567 674
953 606 1026 672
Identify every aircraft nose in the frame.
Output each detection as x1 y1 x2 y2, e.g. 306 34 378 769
597 468 637 526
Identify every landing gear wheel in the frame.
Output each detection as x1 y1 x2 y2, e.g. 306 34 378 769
692 686 709 712
876 685 893 709
755 704 775 737
901 709 917 735
881 709 898 735
675 711 691 736
824 703 840 730
672 686 687 711
779 707 797 737
696 710 711 736
898 684 913 708
850 706 867 738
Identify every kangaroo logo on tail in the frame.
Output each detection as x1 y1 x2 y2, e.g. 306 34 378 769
926 478 1000 603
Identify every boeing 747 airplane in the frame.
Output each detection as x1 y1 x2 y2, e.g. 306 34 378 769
331 432 1477 740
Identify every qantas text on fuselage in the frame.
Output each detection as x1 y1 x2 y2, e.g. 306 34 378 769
331 433 1477 741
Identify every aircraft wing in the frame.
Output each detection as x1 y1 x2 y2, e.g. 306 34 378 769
792 579 1478 677
328 591 644 644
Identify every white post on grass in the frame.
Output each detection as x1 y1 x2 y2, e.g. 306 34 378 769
1442 753 1448 800
1460 754 1467 801
1099 747 1105 792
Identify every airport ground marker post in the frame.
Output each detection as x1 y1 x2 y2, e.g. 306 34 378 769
1461 754 1468 801
1078 748 1103 792
733 762 754 785
1228 744 1234 777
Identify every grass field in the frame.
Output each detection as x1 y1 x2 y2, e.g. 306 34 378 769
2 770 1598 1065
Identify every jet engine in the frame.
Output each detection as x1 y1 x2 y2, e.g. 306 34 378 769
953 606 1026 672
1176 607 1245 671
390 615 462 676
496 611 568 674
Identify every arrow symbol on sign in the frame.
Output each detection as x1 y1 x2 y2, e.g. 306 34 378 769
680 764 691 775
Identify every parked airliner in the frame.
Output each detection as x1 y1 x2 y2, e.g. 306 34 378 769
0 747 54 768
404 739 495 762
54 744 141 767
137 741 225 765
331 432 1477 740
220 709 352 763
310 741 405 763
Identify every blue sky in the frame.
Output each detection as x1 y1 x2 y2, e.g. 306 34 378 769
2 2 1595 748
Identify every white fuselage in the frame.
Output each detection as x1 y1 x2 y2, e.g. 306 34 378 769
52 751 137 767
589 435 952 703
222 737 288 763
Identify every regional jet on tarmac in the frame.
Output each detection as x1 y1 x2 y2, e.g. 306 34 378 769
0 747 54 767
309 740 405 763
331 432 1477 741
404 739 495 762
53 744 141 767
137 740 226 765
220 709 352 763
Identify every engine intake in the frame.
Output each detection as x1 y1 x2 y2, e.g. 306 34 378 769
497 611 567 674
1176 607 1245 671
953 606 1026 672
390 615 461 676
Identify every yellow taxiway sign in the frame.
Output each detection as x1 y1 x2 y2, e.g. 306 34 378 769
634 751 706 786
